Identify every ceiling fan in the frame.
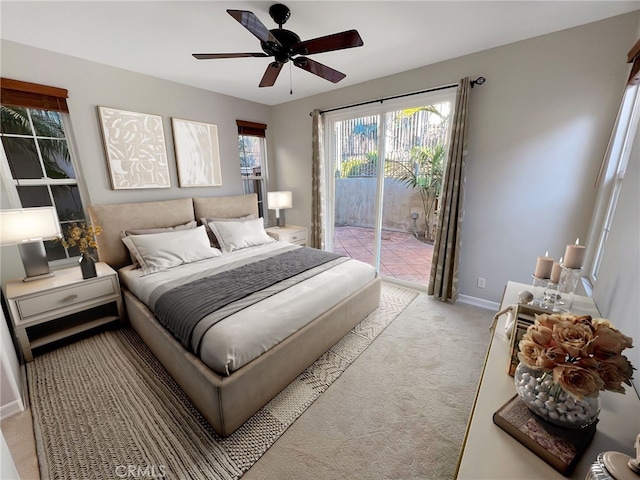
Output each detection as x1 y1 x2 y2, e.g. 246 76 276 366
193 3 364 88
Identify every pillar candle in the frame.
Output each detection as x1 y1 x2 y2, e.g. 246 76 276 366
563 239 585 269
534 252 554 279
550 259 562 284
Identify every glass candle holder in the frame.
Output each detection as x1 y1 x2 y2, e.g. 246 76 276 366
530 275 549 307
553 266 582 312
543 281 559 307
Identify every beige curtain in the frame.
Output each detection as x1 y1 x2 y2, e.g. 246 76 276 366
311 109 325 249
428 77 471 302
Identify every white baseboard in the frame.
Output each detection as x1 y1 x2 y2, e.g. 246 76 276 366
382 278 500 311
458 294 499 311
0 398 25 421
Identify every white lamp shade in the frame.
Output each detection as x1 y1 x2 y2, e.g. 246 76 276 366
0 207 62 245
267 191 293 210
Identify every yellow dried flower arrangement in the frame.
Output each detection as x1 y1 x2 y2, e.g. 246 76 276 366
61 222 102 255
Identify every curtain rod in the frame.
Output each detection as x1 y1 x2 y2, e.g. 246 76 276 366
310 76 486 116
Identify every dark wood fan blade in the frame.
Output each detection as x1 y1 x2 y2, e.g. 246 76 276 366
293 30 363 55
259 62 284 87
293 57 346 83
193 53 269 59
227 10 281 46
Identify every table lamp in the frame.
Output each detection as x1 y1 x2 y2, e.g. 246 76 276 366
0 207 62 281
267 191 292 227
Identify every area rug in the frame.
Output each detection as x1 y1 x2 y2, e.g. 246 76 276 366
27 283 418 480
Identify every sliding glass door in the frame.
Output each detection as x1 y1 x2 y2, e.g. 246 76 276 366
325 90 456 286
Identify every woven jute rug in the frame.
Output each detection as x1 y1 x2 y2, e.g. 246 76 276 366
27 283 418 480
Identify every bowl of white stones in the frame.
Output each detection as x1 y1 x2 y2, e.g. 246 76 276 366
514 362 600 428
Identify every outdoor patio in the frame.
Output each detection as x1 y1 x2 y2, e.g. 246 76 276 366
333 225 434 286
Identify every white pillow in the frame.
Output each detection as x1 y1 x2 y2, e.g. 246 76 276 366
121 225 221 275
209 217 275 253
120 220 198 266
200 214 256 248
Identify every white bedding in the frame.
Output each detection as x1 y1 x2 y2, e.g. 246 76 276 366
119 242 377 375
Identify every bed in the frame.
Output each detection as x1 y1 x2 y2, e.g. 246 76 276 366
88 194 381 437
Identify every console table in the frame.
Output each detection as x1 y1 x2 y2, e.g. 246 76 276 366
456 281 640 479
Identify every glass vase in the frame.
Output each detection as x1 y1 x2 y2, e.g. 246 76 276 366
79 252 97 279
514 362 600 429
552 266 582 312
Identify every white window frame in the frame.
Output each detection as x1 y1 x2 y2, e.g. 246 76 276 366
0 109 88 267
583 83 640 292
238 133 269 221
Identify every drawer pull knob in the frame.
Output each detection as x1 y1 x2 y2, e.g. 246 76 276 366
62 294 78 302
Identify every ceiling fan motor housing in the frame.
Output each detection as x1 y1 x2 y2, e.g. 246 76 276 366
261 29 302 63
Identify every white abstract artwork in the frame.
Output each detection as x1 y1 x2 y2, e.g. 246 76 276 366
98 107 170 189
171 118 222 187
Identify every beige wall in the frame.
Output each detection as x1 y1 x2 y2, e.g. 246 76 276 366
269 12 640 303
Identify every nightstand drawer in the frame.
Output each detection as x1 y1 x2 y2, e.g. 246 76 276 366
279 231 307 244
16 277 117 320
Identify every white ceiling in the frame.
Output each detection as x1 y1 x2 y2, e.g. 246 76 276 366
1 1 638 106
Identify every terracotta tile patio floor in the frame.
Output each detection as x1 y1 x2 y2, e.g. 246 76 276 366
333 225 434 286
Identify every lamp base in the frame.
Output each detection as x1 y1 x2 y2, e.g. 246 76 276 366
22 272 55 283
276 210 286 227
18 240 53 282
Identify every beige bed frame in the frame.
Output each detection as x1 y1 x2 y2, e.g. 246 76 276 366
88 194 381 437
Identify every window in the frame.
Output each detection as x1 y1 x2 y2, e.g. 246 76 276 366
583 38 640 293
237 120 268 219
0 78 87 262
585 83 640 287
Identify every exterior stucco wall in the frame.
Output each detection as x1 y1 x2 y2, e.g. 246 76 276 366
335 178 428 233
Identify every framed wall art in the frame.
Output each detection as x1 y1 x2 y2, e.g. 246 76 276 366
97 106 170 189
171 118 222 187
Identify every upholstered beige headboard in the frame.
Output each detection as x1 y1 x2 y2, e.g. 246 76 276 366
192 194 258 221
88 194 258 270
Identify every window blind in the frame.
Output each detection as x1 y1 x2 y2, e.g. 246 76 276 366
236 120 267 137
0 78 69 112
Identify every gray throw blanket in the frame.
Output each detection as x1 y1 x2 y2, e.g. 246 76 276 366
154 247 343 353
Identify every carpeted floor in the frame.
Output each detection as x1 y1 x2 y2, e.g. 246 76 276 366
243 291 492 480
26 283 428 480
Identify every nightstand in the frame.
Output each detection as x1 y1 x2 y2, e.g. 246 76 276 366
265 224 308 246
5 262 124 362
